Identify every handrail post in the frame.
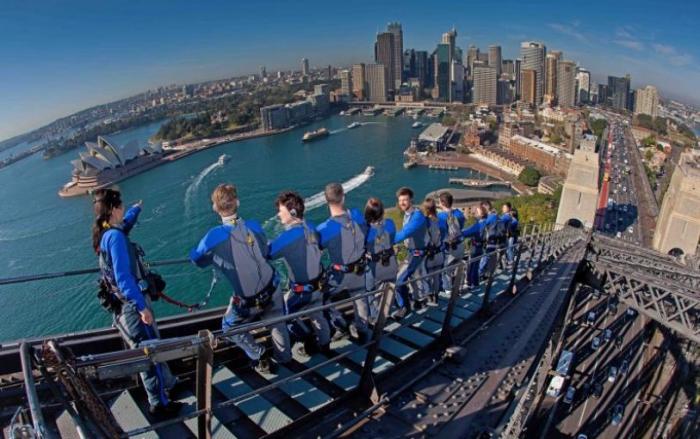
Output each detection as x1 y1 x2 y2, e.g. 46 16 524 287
196 330 214 439
441 263 465 340
507 236 524 296
536 224 548 268
358 283 393 403
480 248 497 316
20 343 49 439
527 224 541 277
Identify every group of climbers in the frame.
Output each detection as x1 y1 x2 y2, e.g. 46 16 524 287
91 185 519 418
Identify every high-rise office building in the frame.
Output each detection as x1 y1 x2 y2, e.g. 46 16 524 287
375 32 395 92
634 85 659 118
556 60 577 109
403 49 416 79
498 79 513 105
301 58 310 76
575 68 591 104
260 66 267 79
365 64 387 102
520 42 546 105
387 22 404 88
608 75 631 110
433 43 451 101
502 59 515 76
451 60 465 102
598 84 609 106
339 69 352 96
544 51 561 104
467 45 479 79
414 50 429 88
488 45 502 76
472 65 497 106
441 28 457 58
515 58 522 97
521 68 537 106
352 63 366 100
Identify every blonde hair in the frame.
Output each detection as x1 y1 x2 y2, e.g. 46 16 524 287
211 184 238 215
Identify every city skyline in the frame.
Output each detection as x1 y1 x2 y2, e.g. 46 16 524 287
1 0 699 141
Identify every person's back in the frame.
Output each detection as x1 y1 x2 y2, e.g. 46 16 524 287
364 198 398 287
269 191 330 355
190 184 291 373
437 192 466 294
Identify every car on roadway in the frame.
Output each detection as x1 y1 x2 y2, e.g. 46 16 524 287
586 311 596 325
608 366 618 383
592 336 601 350
616 232 622 239
615 336 624 350
609 302 618 314
564 386 576 404
611 403 624 426
604 329 613 342
593 382 604 398
626 308 636 318
620 359 630 376
577 435 588 439
628 226 634 234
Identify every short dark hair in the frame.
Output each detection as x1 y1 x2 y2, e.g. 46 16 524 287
480 200 492 211
503 202 512 211
364 197 385 224
439 191 454 208
324 182 344 205
276 191 305 219
422 197 438 219
396 186 414 199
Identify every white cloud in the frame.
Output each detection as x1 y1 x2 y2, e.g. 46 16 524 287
548 23 588 43
614 40 645 51
652 43 694 67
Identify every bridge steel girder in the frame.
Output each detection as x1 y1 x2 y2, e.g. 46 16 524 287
594 260 700 343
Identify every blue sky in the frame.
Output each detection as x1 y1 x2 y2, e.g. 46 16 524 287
1 0 698 141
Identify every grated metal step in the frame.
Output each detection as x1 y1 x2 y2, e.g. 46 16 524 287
256 364 333 411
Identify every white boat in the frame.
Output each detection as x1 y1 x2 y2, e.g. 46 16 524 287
363 166 375 176
412 121 422 129
339 111 345 116
347 122 361 129
217 154 230 166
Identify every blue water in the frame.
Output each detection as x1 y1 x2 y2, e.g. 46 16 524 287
0 115 503 342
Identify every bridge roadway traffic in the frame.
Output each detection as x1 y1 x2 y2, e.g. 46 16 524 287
317 240 587 437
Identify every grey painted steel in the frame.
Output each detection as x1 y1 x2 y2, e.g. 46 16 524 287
196 330 214 439
20 343 50 439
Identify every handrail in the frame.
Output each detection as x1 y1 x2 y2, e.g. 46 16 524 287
0 222 567 287
10 224 585 438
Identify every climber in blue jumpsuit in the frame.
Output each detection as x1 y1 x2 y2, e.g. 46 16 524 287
437 192 466 292
190 184 291 374
316 182 371 341
500 203 520 265
393 187 429 319
93 188 181 418
461 205 487 289
268 191 331 356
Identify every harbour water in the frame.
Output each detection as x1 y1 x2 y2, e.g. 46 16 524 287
0 115 507 342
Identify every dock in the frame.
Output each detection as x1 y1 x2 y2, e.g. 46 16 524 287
449 178 513 189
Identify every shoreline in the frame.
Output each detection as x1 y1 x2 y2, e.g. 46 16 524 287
57 126 292 198
413 151 531 195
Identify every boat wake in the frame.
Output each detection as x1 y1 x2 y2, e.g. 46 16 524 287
184 158 225 215
329 128 347 135
263 166 375 234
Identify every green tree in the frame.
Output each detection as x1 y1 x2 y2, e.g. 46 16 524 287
644 149 654 161
589 118 608 138
518 166 541 186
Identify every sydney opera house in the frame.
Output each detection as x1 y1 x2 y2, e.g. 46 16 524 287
59 136 164 197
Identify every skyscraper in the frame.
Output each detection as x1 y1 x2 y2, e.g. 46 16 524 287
544 51 561 104
502 59 514 76
488 45 502 77
608 75 631 110
472 65 497 106
260 66 267 79
387 22 404 88
451 60 465 102
352 63 366 100
414 50 429 88
375 32 395 92
521 69 537 106
598 84 609 106
520 42 546 105
403 49 416 79
301 58 310 76
575 68 591 104
634 85 659 118
556 60 576 109
441 28 457 58
365 64 387 102
433 43 451 101
515 58 522 97
339 69 352 96
467 45 479 79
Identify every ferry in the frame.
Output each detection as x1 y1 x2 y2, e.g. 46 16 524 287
347 122 361 129
363 165 375 176
302 128 329 142
412 121 423 129
217 153 230 166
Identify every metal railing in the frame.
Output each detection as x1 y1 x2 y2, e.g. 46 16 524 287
12 223 585 438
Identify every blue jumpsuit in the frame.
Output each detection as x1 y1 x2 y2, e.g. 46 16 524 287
190 216 291 363
317 208 371 336
394 207 429 310
99 205 176 409
269 220 330 347
462 217 486 288
501 213 519 263
365 219 398 320
438 209 466 291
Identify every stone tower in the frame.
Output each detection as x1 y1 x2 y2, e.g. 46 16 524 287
556 147 599 228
